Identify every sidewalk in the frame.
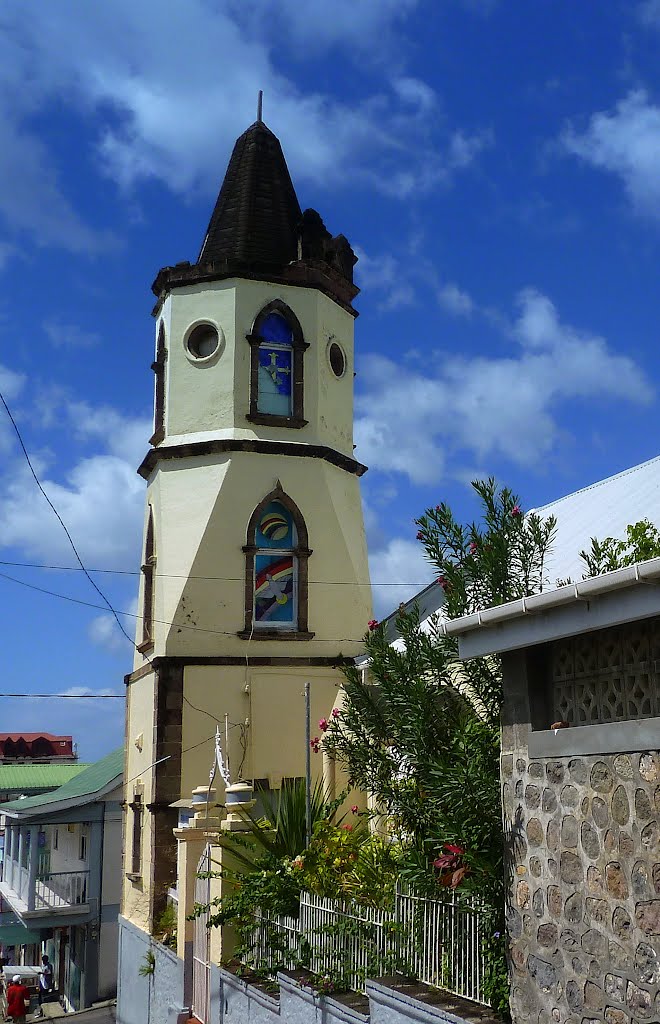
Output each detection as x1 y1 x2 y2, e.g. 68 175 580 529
34 999 116 1022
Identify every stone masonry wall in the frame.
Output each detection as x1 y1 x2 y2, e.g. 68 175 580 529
503 748 660 1024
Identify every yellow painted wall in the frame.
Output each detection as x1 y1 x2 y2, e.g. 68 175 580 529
121 669 156 931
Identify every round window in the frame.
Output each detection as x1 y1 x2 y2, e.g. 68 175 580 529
187 323 219 360
328 342 346 378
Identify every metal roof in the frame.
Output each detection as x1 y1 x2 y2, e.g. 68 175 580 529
1 748 123 815
0 764 89 792
531 453 660 586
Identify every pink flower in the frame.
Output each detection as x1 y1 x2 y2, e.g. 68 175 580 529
512 505 522 517
342 824 353 831
318 718 328 732
351 805 359 814
437 576 449 591
435 504 441 512
310 737 321 753
368 619 379 631
469 541 478 554
331 708 340 719
416 531 423 541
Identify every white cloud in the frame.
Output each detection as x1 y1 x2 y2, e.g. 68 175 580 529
370 537 435 618
355 288 653 483
89 597 138 652
561 91 660 221
44 320 101 350
437 282 474 317
0 0 485 249
0 400 149 570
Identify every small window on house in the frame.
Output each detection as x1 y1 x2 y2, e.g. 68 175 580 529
131 794 143 876
241 486 312 638
53 828 58 851
186 322 220 360
79 831 87 861
247 302 308 427
328 341 346 378
140 509 155 649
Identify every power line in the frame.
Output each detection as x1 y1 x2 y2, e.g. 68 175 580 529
0 391 138 650
0 693 123 699
0 559 431 587
0 567 375 643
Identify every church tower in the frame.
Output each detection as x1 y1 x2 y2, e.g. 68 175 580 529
121 116 372 935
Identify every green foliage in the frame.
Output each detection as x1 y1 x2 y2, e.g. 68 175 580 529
138 949 156 977
579 518 660 578
482 930 511 1022
154 902 177 948
324 479 556 1016
293 820 400 907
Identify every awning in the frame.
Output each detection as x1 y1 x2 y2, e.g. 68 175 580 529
0 924 41 945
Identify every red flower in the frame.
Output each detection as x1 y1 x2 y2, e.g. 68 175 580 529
331 708 340 719
512 505 522 517
342 824 353 831
368 619 379 630
469 541 478 554
416 531 423 541
443 843 464 855
310 737 321 753
318 718 328 732
351 805 359 814
437 576 449 591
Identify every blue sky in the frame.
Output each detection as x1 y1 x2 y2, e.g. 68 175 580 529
0 1 659 760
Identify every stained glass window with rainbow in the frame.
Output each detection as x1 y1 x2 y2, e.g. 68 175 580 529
253 500 297 626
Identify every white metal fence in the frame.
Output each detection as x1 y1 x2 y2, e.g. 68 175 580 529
247 887 487 1004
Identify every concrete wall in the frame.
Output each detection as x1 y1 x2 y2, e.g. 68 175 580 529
215 968 489 1024
116 915 187 1024
501 632 660 1024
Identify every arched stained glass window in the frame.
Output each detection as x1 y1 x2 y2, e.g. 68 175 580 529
240 485 313 639
257 314 293 417
254 501 297 626
247 301 308 428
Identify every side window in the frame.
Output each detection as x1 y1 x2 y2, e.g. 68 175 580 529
139 509 155 650
241 486 312 639
150 322 167 446
254 500 297 628
247 301 308 428
131 793 143 876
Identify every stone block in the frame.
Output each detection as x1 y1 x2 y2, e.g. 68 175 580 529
635 789 653 821
565 893 583 924
612 907 633 941
585 897 608 925
543 788 558 813
581 821 601 860
548 885 562 917
568 758 587 784
525 785 541 810
592 797 609 829
604 1009 629 1024
528 954 557 993
561 851 584 884
584 981 604 1009
639 754 659 782
606 862 629 899
631 862 650 897
591 761 614 792
562 815 579 849
587 866 603 893
566 979 582 1012
528 761 543 779
561 784 579 808
604 973 626 1001
635 900 660 935
613 754 633 780
634 941 660 984
612 786 630 826
547 820 560 852
527 818 544 846
530 856 542 877
517 880 531 908
533 888 544 917
640 820 659 854
626 980 652 1017
582 929 608 957
547 762 565 785
609 940 633 972
537 923 558 947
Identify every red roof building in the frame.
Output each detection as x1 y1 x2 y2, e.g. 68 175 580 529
0 733 76 762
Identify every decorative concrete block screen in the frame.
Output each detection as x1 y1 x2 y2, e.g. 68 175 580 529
551 617 660 726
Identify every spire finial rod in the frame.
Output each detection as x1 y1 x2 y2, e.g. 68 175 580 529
257 90 263 123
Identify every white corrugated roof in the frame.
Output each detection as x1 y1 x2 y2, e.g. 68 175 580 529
532 454 660 587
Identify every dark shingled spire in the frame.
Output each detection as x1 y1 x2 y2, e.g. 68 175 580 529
198 120 302 269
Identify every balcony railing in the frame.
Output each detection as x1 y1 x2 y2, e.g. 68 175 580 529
35 870 89 910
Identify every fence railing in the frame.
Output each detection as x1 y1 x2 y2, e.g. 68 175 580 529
247 887 487 1004
35 870 89 909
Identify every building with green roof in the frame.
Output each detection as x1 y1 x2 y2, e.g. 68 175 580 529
0 749 123 1012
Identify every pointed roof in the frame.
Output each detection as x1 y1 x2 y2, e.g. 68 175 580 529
198 120 302 269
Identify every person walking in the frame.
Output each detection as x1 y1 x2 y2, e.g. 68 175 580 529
37 954 54 1009
5 974 30 1023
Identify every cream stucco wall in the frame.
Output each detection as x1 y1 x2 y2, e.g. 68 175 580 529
158 279 356 456
123 271 372 939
